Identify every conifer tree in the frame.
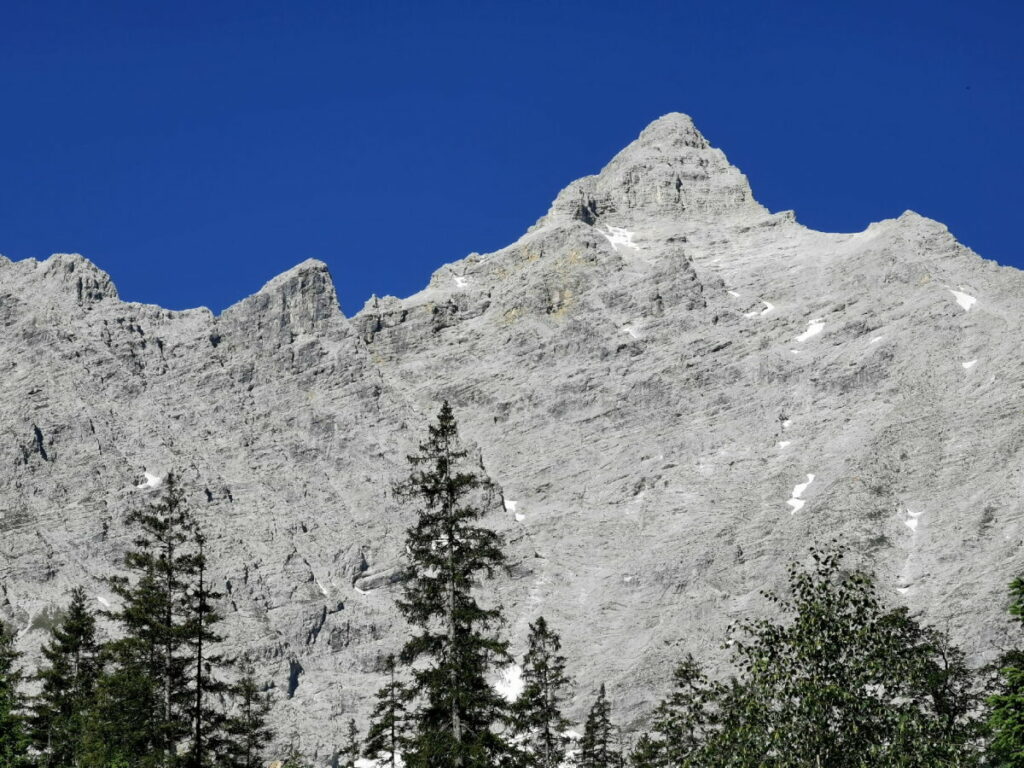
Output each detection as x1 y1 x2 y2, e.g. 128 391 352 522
183 528 230 768
579 684 620 768
224 667 273 768
94 472 232 767
987 575 1024 766
31 586 101 768
631 655 722 768
0 620 30 767
364 654 409 768
513 616 573 768
338 718 360 768
395 401 516 768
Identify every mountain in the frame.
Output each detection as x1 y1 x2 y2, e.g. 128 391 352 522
2 113 1022 760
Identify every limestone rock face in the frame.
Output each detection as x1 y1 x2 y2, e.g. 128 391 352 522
2 113 1023 761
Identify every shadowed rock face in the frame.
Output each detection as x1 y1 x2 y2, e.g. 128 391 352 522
2 113 1023 759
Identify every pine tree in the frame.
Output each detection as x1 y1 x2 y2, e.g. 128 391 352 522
338 718 360 768
364 654 409 768
513 616 573 768
628 733 661 768
30 586 101 768
395 401 516 768
0 620 30 767
988 575 1024 767
182 528 230 768
579 684 619 768
224 667 273 768
636 655 722 767
95 472 232 767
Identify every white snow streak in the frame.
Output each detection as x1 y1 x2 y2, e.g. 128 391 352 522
96 596 110 608
315 580 329 597
600 226 639 252
896 587 910 595
453 276 468 288
787 473 815 514
904 509 923 532
794 319 825 342
136 471 162 490
727 290 741 297
962 360 977 370
777 441 791 449
949 289 977 311
870 336 883 344
621 325 639 339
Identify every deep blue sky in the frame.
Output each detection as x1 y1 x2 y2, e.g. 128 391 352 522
1 1 1020 315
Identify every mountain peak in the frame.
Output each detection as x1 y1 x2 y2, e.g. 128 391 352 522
540 112 768 229
633 112 709 151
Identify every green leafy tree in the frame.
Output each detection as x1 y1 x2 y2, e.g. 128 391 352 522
579 684 621 768
364 654 409 768
395 401 517 768
30 586 101 768
639 544 981 768
0 620 30 767
513 616 573 768
224 667 273 768
987 575 1024 767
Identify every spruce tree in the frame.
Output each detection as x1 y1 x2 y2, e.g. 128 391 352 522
103 472 194 763
395 401 516 768
579 684 619 768
513 616 573 768
0 620 30 767
988 575 1024 766
338 718 360 768
634 655 722 767
30 586 101 768
224 667 273 768
95 472 232 767
182 528 229 768
364 654 409 768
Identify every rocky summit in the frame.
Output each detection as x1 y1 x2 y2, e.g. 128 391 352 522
2 113 1023 759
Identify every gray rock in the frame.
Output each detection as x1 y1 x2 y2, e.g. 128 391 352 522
2 113 1023 761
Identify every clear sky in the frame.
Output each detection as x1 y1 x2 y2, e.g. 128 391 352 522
1 1 1020 316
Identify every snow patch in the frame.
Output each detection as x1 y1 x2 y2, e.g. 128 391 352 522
896 587 910 595
136 471 162 490
727 290 741 297
494 664 524 702
962 359 977 370
621 325 639 339
315 579 329 597
96 596 110 608
777 441 791 449
453 276 468 288
870 336 883 344
781 419 791 430
515 513 526 523
503 499 518 513
948 289 977 311
600 226 639 252
904 508 923 532
787 473 815 514
794 319 824 342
